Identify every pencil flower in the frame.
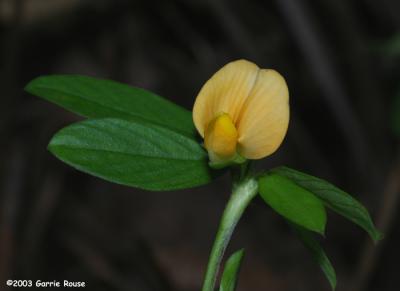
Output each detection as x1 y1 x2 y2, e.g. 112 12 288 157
193 59 289 167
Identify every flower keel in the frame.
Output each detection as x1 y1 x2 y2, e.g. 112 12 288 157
204 113 238 164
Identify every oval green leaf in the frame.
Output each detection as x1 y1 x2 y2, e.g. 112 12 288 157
25 75 196 137
258 173 327 234
271 166 382 242
219 249 245 291
48 118 218 191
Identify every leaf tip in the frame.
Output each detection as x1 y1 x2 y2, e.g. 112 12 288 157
329 279 337 291
317 228 326 237
236 248 245 257
46 136 61 158
372 230 384 243
24 76 42 93
24 81 34 93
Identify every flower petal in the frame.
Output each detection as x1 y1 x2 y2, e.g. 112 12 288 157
193 59 259 137
204 113 238 161
237 69 289 159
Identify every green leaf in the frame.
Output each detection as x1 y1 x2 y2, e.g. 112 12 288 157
219 249 245 291
48 118 218 191
25 75 196 136
291 224 336 290
271 167 382 242
258 173 327 234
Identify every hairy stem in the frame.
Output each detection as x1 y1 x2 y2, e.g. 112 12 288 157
201 176 258 291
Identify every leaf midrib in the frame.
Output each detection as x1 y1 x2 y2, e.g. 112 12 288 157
50 144 206 162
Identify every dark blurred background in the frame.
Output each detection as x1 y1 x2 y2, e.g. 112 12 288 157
1 0 400 290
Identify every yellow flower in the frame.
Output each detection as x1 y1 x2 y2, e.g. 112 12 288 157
193 59 289 166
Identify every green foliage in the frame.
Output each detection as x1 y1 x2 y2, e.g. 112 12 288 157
292 224 336 290
25 75 221 190
258 173 327 234
49 118 217 191
219 249 245 291
25 75 196 137
271 167 382 242
26 74 381 291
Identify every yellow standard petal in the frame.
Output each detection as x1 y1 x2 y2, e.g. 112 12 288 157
193 59 259 137
236 69 289 159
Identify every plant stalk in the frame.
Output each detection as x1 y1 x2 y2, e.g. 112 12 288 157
201 176 258 291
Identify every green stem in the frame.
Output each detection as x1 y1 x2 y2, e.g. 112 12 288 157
201 176 258 291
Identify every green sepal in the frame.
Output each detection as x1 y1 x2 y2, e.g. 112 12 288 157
208 152 247 170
